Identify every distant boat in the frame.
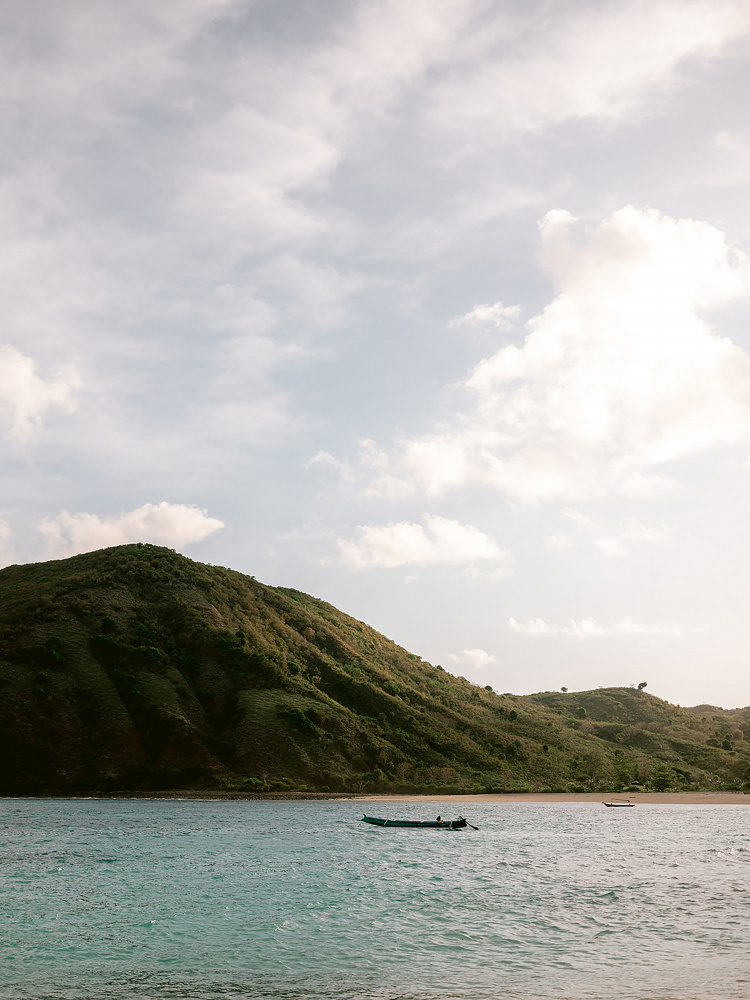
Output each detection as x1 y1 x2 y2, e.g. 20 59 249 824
602 799 635 807
361 814 474 829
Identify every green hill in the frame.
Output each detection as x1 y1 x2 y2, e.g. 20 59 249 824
0 544 748 795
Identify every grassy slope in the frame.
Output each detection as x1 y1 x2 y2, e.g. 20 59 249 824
0 544 748 794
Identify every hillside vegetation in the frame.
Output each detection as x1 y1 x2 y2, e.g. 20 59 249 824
0 544 748 795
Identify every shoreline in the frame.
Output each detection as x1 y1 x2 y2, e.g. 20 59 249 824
7 790 750 804
347 791 750 805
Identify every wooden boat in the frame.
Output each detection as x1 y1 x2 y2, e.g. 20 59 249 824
602 799 635 807
361 814 472 829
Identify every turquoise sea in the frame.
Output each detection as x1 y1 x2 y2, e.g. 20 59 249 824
1 798 749 1000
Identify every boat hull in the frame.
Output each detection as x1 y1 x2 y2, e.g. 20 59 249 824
361 814 468 829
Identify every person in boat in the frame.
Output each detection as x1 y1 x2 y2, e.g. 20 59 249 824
436 816 443 824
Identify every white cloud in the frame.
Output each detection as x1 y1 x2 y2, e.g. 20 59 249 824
449 301 521 330
0 1 229 112
0 345 80 443
509 615 693 638
3 1 748 488
508 617 554 637
594 520 666 557
545 508 667 556
38 501 224 558
0 1 491 479
430 0 750 141
351 205 750 503
338 513 511 572
257 255 366 329
168 0 478 255
446 647 496 670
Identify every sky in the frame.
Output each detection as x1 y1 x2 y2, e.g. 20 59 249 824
4 0 750 707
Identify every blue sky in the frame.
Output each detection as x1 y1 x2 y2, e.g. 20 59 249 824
4 0 750 706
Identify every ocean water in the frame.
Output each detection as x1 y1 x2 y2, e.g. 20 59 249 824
0 799 749 1000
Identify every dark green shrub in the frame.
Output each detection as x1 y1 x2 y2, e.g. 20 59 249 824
286 708 317 734
90 634 122 666
651 767 674 791
29 637 63 668
133 645 163 667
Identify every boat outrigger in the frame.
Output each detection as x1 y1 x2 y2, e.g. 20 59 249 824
361 814 477 829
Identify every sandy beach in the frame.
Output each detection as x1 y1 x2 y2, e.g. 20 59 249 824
347 791 750 805
77 789 750 804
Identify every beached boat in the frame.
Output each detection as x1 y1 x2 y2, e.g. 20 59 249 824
361 814 473 829
602 799 635 807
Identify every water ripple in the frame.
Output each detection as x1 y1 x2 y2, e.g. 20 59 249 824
1 799 749 998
